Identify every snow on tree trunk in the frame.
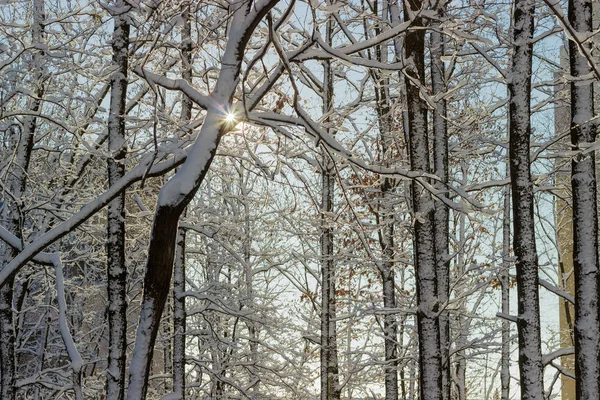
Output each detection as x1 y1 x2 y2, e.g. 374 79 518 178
369 2 399 396
454 202 467 400
377 80 400 400
404 0 442 398
106 3 130 399
508 0 544 398
568 0 600 398
126 2 280 398
430 4 450 400
172 4 192 399
241 172 259 394
320 15 341 400
0 0 44 397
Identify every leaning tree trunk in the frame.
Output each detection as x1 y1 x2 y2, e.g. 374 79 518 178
568 0 600 398
125 2 280 398
0 1 44 397
320 14 341 400
508 0 544 398
430 4 450 400
106 3 130 399
404 0 442 398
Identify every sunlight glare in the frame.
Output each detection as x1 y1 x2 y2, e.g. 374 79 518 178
225 112 237 124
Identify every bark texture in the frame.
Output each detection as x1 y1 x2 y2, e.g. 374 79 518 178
404 0 442 398
172 4 192 399
370 2 399 397
568 0 600 398
106 3 130 399
320 15 341 400
430 5 450 400
508 1 544 398
500 187 511 400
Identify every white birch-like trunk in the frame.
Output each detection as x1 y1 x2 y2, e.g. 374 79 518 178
500 185 511 400
508 1 544 398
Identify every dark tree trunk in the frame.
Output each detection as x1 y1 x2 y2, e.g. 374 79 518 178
404 0 442 398
508 0 544 398
370 2 399 396
320 15 341 400
430 4 450 400
172 4 192 399
106 3 130 399
568 0 600 398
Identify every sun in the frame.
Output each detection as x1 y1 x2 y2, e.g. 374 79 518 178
224 112 237 124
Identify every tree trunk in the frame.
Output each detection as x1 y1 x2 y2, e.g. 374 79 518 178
0 1 44 397
371 2 400 397
568 0 600 398
500 186 511 400
106 3 130 399
404 0 442 398
172 3 193 398
320 15 341 400
126 2 279 398
454 197 467 400
508 0 544 398
430 4 450 400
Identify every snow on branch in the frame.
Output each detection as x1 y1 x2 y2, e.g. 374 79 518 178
0 225 84 399
0 139 192 288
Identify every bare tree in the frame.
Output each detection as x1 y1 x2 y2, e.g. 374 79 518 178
404 0 442 398
125 1 281 397
0 0 45 397
508 0 544 398
105 2 131 398
568 0 600 398
430 3 450 399
319 12 342 400
171 4 193 399
500 185 511 400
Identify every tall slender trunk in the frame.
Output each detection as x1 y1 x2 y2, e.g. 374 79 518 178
172 3 193 398
430 4 450 400
568 0 600 398
0 1 44 397
106 3 130 399
508 0 544 398
241 176 259 393
370 2 399 396
500 186 511 400
454 190 467 400
553 62 577 400
320 15 341 400
404 0 442 398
